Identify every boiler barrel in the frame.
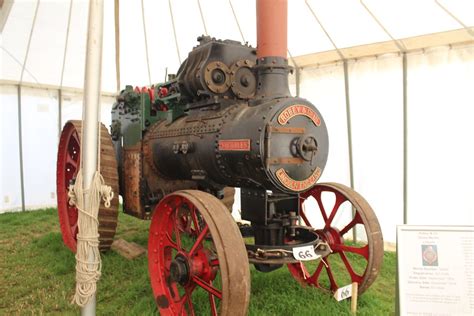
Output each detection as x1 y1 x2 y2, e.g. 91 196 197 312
144 98 329 194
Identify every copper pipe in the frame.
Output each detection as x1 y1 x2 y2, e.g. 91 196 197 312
256 0 287 58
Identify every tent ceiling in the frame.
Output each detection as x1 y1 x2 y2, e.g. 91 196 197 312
1 0 473 93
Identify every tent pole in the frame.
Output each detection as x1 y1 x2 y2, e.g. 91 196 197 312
114 0 121 92
58 89 62 137
403 53 408 224
80 0 104 314
294 65 300 97
343 60 356 241
17 85 26 212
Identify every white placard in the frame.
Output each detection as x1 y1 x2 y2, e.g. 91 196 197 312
333 283 353 301
397 225 474 316
292 245 320 261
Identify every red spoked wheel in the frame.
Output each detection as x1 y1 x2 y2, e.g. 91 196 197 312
148 190 250 316
287 183 383 294
56 120 119 252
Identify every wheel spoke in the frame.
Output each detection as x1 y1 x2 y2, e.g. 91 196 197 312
313 190 328 222
335 244 369 260
324 259 338 291
174 225 183 250
169 282 181 301
190 205 201 234
307 260 324 285
299 203 311 227
66 154 78 169
296 262 310 280
185 288 196 316
192 275 222 299
71 131 80 146
189 225 209 257
209 293 218 316
339 212 362 236
325 193 346 228
164 231 180 250
339 252 363 283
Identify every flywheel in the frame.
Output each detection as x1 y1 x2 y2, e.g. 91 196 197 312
56 120 119 252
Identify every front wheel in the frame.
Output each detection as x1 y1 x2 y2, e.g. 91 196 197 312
287 183 383 294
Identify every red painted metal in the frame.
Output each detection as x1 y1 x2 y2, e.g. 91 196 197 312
287 183 383 294
256 0 287 58
148 190 250 315
57 121 119 252
57 122 81 252
218 139 251 151
148 194 222 315
158 87 169 98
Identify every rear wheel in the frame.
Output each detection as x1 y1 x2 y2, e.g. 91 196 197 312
148 190 250 315
56 120 119 252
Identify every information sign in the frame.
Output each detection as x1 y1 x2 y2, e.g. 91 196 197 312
397 226 473 316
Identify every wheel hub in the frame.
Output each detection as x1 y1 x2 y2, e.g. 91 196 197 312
169 255 190 285
317 227 343 249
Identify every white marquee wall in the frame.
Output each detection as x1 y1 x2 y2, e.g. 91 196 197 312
0 86 115 211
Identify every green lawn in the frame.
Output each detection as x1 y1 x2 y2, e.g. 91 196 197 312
0 208 396 315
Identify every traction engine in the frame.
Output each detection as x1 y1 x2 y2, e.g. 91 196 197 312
56 1 383 314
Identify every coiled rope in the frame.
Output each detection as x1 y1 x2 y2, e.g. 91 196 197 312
67 122 114 307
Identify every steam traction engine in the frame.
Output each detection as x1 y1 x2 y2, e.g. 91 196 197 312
56 1 383 314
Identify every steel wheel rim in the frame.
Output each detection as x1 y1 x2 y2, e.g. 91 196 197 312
56 120 119 252
57 122 81 252
287 182 383 294
148 190 250 316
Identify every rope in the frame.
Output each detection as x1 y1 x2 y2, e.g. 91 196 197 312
168 0 181 64
60 0 74 88
68 171 113 307
20 0 40 84
229 0 245 43
197 0 208 36
140 0 152 86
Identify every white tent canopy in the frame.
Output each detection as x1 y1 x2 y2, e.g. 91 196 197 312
3 0 473 91
1 0 474 244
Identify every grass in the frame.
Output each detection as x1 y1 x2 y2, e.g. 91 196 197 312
0 208 396 315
